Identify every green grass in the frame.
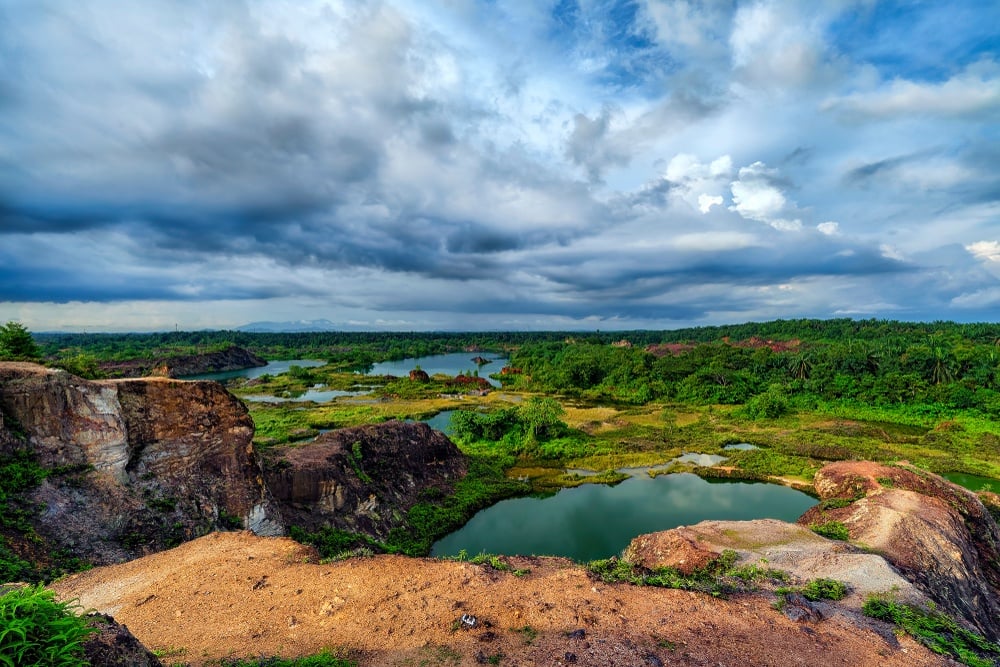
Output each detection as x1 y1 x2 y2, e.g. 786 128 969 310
862 595 1000 667
0 584 97 667
585 550 787 597
810 521 850 541
213 649 356 666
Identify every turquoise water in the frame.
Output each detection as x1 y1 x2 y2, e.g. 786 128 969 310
367 353 508 387
431 472 817 561
183 359 325 381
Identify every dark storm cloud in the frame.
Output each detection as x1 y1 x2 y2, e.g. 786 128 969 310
2 1 1000 330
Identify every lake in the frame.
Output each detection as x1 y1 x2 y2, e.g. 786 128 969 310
368 352 508 387
183 359 325 382
431 472 817 562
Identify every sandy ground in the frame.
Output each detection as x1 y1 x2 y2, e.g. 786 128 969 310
53 532 949 667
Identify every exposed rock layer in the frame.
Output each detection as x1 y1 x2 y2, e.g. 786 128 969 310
0 362 282 565
97 345 266 378
798 460 1000 641
263 421 467 538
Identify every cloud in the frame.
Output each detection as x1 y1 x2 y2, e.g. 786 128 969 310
698 194 723 213
0 1 998 330
565 106 630 181
729 162 801 231
966 241 1000 263
825 61 1000 118
729 1 826 88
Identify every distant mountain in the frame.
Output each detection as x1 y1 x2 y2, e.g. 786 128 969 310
235 319 341 333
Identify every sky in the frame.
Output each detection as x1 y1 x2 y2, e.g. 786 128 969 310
1 0 999 332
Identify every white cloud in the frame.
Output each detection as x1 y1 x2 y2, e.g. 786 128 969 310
817 221 839 235
729 161 801 231
966 241 1000 263
729 1 824 88
664 154 732 213
825 62 1000 118
698 194 723 213
880 244 905 261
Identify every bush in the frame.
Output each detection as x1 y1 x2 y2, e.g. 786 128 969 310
801 578 847 601
862 595 1000 667
0 584 96 666
810 521 850 541
742 386 790 420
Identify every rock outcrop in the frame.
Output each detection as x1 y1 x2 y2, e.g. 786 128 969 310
798 460 1000 641
97 345 266 378
0 362 282 565
263 421 467 538
623 518 926 609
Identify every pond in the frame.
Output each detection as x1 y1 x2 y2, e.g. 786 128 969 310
431 472 817 562
942 472 1000 493
183 359 326 382
421 410 457 436
367 352 508 387
241 386 371 403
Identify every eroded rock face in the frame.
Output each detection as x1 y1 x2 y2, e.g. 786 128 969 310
0 362 282 565
798 460 1000 641
263 421 467 538
97 345 266 378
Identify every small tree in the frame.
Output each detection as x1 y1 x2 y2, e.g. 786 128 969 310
0 322 42 361
518 396 566 441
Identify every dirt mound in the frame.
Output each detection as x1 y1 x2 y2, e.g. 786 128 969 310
53 532 944 666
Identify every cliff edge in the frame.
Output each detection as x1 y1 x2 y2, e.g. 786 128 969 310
0 362 282 566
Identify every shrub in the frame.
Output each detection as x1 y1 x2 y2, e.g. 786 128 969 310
742 386 790 420
0 584 96 666
801 578 847 601
810 521 850 541
862 595 1000 667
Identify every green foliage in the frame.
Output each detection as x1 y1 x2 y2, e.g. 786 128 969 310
801 578 847 601
585 550 785 597
0 322 41 361
215 649 357 667
862 595 1000 667
810 521 850 541
0 584 97 667
741 385 790 420
0 451 50 582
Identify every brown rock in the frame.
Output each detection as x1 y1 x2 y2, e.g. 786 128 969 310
0 362 282 565
408 369 430 382
263 421 466 539
623 527 723 574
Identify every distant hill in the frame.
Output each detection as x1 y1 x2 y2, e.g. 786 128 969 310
235 319 341 332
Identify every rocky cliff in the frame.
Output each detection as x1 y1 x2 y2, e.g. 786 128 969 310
0 362 282 565
97 345 266 378
262 421 467 539
798 460 1000 642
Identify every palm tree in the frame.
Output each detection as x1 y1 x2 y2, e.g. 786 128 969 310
789 353 812 381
